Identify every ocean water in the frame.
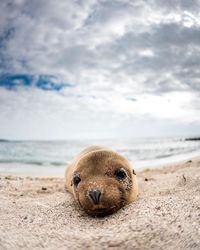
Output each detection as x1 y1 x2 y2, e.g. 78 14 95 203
0 137 200 176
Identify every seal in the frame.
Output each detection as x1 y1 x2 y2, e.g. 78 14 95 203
65 146 138 216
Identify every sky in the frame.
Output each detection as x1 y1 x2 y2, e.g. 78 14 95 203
0 0 200 140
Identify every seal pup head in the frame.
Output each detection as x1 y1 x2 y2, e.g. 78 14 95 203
71 150 138 216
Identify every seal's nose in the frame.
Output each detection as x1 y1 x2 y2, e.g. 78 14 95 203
88 189 101 204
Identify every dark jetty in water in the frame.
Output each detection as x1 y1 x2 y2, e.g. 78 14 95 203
185 137 200 141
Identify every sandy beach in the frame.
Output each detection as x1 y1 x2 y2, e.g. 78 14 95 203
0 158 200 250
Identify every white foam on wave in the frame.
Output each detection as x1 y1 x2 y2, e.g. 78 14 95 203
134 149 200 170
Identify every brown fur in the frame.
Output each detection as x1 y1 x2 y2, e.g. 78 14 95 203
65 146 138 216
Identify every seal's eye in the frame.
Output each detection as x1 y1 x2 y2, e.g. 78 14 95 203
115 168 127 180
73 175 81 186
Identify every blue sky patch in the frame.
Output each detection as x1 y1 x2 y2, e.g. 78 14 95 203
0 74 72 92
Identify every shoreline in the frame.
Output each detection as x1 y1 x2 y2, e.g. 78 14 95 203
0 150 200 177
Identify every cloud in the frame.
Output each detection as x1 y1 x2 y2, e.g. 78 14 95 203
0 0 200 139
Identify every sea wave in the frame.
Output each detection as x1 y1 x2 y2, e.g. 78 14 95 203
0 137 200 175
0 159 66 166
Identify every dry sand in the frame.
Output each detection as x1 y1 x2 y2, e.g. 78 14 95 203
0 158 200 250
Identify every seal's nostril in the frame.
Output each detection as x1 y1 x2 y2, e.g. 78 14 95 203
88 190 101 204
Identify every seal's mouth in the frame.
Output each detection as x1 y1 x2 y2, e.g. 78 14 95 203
86 208 107 216
94 208 107 214
90 208 110 217
87 206 117 217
